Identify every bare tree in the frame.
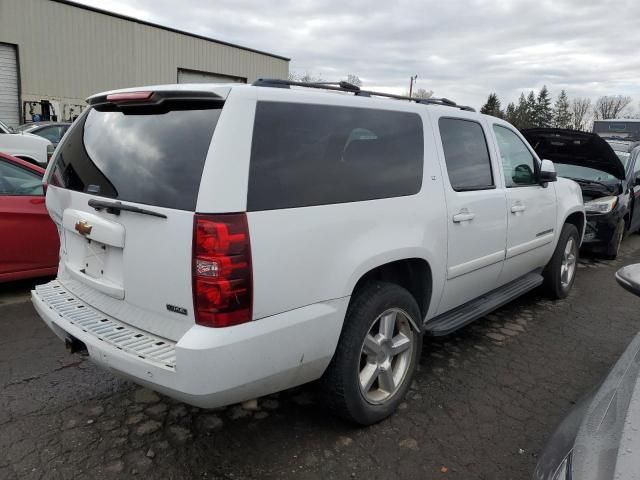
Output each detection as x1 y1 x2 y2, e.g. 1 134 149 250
287 71 323 82
570 97 592 131
594 95 633 120
404 88 433 99
345 74 362 87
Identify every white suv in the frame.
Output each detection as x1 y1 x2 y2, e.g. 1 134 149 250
33 80 585 425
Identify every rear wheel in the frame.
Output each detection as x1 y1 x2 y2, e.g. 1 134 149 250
543 223 579 299
320 282 422 426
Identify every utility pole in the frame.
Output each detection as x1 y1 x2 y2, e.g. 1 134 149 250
409 75 418 97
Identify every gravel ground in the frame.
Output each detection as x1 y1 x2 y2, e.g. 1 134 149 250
2 238 640 479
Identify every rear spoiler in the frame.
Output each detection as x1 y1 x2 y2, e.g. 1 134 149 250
88 90 224 109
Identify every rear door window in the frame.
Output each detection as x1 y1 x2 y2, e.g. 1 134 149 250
49 103 222 211
248 102 424 211
439 118 494 191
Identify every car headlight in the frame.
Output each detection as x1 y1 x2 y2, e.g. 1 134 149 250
584 196 617 214
552 453 572 480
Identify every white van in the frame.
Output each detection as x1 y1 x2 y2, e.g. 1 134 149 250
32 80 585 425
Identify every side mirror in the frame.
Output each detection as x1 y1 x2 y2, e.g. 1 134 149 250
539 159 557 183
635 176 640 187
616 264 640 298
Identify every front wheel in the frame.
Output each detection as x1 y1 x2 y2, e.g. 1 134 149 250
320 282 422 426
543 223 579 299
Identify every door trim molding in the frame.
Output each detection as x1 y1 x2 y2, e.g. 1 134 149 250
447 250 505 280
506 232 554 259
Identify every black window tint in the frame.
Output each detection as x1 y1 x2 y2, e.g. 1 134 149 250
50 105 221 210
248 102 423 210
493 125 537 187
439 118 493 191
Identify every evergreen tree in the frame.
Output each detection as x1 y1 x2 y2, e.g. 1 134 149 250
518 91 537 129
513 93 529 129
505 102 517 126
535 85 553 128
480 93 503 118
553 90 572 129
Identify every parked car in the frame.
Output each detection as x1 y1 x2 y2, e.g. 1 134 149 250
605 138 640 167
0 118 52 166
15 121 71 146
522 128 637 259
0 152 59 282
32 80 584 425
534 263 640 480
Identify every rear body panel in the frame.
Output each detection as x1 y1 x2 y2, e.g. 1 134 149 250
43 87 232 341
47 186 196 340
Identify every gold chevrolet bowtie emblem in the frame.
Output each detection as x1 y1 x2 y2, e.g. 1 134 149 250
74 220 92 236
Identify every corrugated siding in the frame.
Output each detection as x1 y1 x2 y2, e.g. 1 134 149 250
0 42 19 127
0 0 289 102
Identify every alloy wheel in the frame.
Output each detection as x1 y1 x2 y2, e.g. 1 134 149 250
560 237 577 288
358 308 415 404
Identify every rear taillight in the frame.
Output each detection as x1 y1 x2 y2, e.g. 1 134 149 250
192 213 252 327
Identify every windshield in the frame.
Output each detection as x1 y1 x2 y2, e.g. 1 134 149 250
616 151 632 167
49 102 222 211
555 163 620 183
14 124 34 132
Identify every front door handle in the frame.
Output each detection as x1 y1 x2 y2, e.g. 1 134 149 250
452 210 475 223
511 203 526 213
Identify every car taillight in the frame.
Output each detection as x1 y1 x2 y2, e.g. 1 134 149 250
192 213 252 327
106 91 153 102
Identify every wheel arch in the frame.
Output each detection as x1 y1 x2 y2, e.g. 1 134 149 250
349 257 433 324
562 210 586 246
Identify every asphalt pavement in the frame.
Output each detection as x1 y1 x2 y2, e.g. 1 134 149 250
2 238 640 480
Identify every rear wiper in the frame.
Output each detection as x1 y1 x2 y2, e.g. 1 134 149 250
88 199 167 218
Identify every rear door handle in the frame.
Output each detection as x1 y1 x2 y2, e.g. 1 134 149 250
511 203 526 213
452 210 475 223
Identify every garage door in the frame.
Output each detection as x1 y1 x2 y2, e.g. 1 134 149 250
178 68 246 84
0 43 19 128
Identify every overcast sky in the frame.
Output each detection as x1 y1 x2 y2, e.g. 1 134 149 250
75 0 640 110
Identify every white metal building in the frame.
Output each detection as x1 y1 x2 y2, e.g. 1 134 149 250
0 0 289 126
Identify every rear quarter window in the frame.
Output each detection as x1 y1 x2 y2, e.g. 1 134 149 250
247 102 424 211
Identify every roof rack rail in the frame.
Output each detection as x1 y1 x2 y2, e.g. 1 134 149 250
252 78 476 112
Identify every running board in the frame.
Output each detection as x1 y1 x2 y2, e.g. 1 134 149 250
424 273 544 336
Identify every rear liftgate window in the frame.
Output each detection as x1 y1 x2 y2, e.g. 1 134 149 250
50 97 222 211
248 102 424 210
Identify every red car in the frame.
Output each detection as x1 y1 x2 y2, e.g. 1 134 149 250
0 152 59 282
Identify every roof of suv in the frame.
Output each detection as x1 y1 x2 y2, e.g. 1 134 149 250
87 79 477 114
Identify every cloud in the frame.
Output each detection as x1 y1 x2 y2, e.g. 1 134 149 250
74 0 640 110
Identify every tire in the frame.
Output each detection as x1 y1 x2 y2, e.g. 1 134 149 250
320 282 422 426
543 223 579 299
603 219 625 260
